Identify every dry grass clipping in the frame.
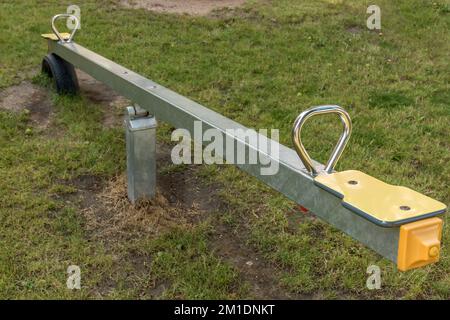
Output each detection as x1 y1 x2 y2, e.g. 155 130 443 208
81 174 192 241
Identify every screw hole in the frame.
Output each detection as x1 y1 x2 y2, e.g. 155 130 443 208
348 180 358 185
400 206 411 211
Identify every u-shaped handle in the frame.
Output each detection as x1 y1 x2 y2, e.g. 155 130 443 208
292 105 352 176
51 14 79 43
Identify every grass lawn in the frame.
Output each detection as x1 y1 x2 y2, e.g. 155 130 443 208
0 0 449 299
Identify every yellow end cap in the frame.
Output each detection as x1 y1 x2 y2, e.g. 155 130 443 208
397 217 443 271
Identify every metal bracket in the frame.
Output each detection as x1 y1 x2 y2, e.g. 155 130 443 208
51 14 79 43
129 104 149 119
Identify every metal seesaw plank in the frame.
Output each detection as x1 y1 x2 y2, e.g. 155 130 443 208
45 39 438 266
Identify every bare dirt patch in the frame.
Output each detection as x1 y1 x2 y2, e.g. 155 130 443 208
346 26 362 34
76 70 129 128
0 81 53 128
81 174 193 241
211 223 303 299
119 0 246 16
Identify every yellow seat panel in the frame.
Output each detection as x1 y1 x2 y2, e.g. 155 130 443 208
41 33 71 41
314 170 446 227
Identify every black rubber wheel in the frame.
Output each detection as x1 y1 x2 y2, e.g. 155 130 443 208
41 53 79 95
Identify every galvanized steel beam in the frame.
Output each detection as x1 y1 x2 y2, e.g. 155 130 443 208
46 40 401 262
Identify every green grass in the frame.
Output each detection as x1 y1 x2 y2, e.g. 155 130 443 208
143 222 242 299
0 99 114 299
0 0 449 299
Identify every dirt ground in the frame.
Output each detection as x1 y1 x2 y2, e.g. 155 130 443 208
0 81 53 128
119 0 246 16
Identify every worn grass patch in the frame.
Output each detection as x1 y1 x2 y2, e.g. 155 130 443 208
82 174 187 240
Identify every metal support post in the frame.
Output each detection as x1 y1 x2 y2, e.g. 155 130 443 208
124 105 157 203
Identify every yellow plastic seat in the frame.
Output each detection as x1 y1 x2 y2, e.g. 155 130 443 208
314 170 446 227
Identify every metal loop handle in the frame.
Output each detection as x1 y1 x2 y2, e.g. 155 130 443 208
292 105 352 176
51 14 79 43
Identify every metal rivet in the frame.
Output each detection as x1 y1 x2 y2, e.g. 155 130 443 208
400 205 411 211
348 180 358 185
429 246 439 258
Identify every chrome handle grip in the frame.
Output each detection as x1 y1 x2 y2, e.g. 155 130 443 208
51 14 79 43
292 105 352 176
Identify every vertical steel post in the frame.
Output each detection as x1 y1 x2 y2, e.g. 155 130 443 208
124 105 157 203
